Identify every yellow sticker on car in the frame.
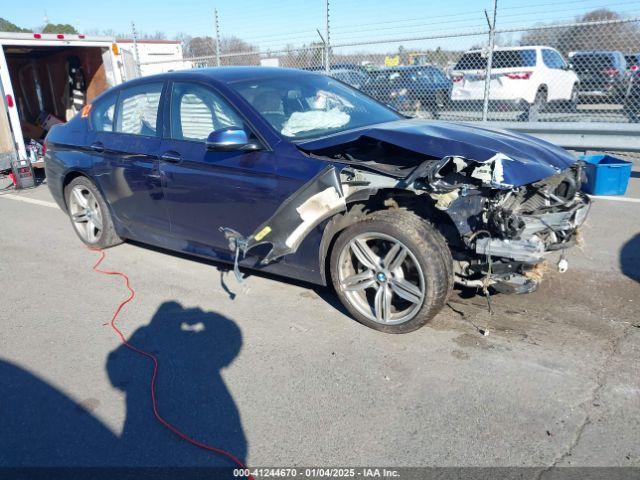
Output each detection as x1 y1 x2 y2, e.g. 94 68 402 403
254 226 271 241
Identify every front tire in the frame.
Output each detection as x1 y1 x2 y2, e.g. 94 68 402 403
65 176 121 248
330 209 453 333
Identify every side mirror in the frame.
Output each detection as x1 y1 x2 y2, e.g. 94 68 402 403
206 127 261 151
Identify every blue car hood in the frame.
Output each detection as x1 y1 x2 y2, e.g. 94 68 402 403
298 119 577 187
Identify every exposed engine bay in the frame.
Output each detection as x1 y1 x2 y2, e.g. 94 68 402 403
222 123 590 293
426 156 589 293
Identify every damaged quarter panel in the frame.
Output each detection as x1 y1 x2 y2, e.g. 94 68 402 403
222 166 347 267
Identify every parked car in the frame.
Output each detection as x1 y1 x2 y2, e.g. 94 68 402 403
45 67 590 333
451 46 579 119
570 51 628 103
624 53 640 73
362 65 452 116
330 68 370 90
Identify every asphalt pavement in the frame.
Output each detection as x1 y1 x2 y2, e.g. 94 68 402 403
0 162 638 474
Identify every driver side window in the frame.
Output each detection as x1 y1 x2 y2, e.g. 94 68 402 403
170 82 245 142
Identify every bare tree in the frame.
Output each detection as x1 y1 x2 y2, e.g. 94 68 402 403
183 35 259 65
142 31 167 40
519 9 640 55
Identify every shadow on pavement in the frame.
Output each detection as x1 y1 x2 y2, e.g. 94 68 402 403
620 233 640 282
0 301 247 477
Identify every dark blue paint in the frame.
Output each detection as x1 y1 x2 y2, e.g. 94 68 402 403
45 67 578 286
299 118 577 186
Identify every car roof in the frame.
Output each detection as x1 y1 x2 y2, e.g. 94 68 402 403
375 65 436 71
120 67 321 87
331 68 362 72
464 46 545 53
571 50 623 56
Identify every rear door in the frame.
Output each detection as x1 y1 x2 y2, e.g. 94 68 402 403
0 81 17 171
541 49 574 100
158 80 284 252
89 81 170 235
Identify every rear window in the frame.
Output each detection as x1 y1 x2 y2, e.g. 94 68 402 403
572 54 615 69
455 49 537 70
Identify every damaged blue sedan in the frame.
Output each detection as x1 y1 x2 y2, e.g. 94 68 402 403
45 67 590 333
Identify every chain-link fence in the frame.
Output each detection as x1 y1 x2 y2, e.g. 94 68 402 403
134 13 640 124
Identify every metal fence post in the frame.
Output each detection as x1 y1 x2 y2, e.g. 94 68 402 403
214 8 221 67
131 21 142 77
324 0 330 73
482 0 497 121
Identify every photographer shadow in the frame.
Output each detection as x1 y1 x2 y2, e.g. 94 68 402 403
1 301 247 473
107 301 246 467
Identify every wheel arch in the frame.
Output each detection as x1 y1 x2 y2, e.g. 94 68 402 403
61 171 114 225
61 170 90 211
537 84 549 98
318 187 459 285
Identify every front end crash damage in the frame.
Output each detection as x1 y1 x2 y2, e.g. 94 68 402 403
222 121 590 293
422 154 590 293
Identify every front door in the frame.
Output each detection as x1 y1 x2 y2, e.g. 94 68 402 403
158 81 285 253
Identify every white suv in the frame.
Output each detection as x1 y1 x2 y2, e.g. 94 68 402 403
450 46 579 118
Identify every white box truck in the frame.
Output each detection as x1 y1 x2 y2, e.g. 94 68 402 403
0 32 124 172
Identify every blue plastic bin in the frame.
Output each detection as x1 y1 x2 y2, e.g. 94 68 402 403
579 154 632 196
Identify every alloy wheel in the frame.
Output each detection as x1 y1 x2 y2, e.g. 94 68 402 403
68 185 103 244
337 232 426 325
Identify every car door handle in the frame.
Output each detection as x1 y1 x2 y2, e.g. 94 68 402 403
160 151 182 164
89 142 104 153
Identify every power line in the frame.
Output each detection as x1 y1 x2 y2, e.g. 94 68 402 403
332 16 494 38
331 9 487 31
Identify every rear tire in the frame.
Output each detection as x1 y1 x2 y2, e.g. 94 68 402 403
65 176 121 249
330 209 453 334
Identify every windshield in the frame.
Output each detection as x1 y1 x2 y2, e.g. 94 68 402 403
454 49 537 70
230 73 401 140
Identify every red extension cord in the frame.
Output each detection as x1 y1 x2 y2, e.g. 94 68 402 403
90 248 252 476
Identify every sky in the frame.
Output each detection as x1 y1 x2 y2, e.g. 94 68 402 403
7 0 640 53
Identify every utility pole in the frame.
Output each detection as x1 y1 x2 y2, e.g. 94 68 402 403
482 0 498 121
324 0 330 73
131 21 142 77
214 8 221 67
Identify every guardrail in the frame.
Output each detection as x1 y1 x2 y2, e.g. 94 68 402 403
481 122 640 153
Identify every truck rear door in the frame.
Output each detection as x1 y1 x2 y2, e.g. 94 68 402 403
0 82 17 171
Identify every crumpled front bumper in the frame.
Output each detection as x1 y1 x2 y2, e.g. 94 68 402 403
474 192 590 264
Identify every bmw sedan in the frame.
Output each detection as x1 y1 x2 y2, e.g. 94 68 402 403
45 67 590 333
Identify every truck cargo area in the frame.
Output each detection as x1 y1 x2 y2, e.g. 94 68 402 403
5 45 110 166
0 35 120 173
